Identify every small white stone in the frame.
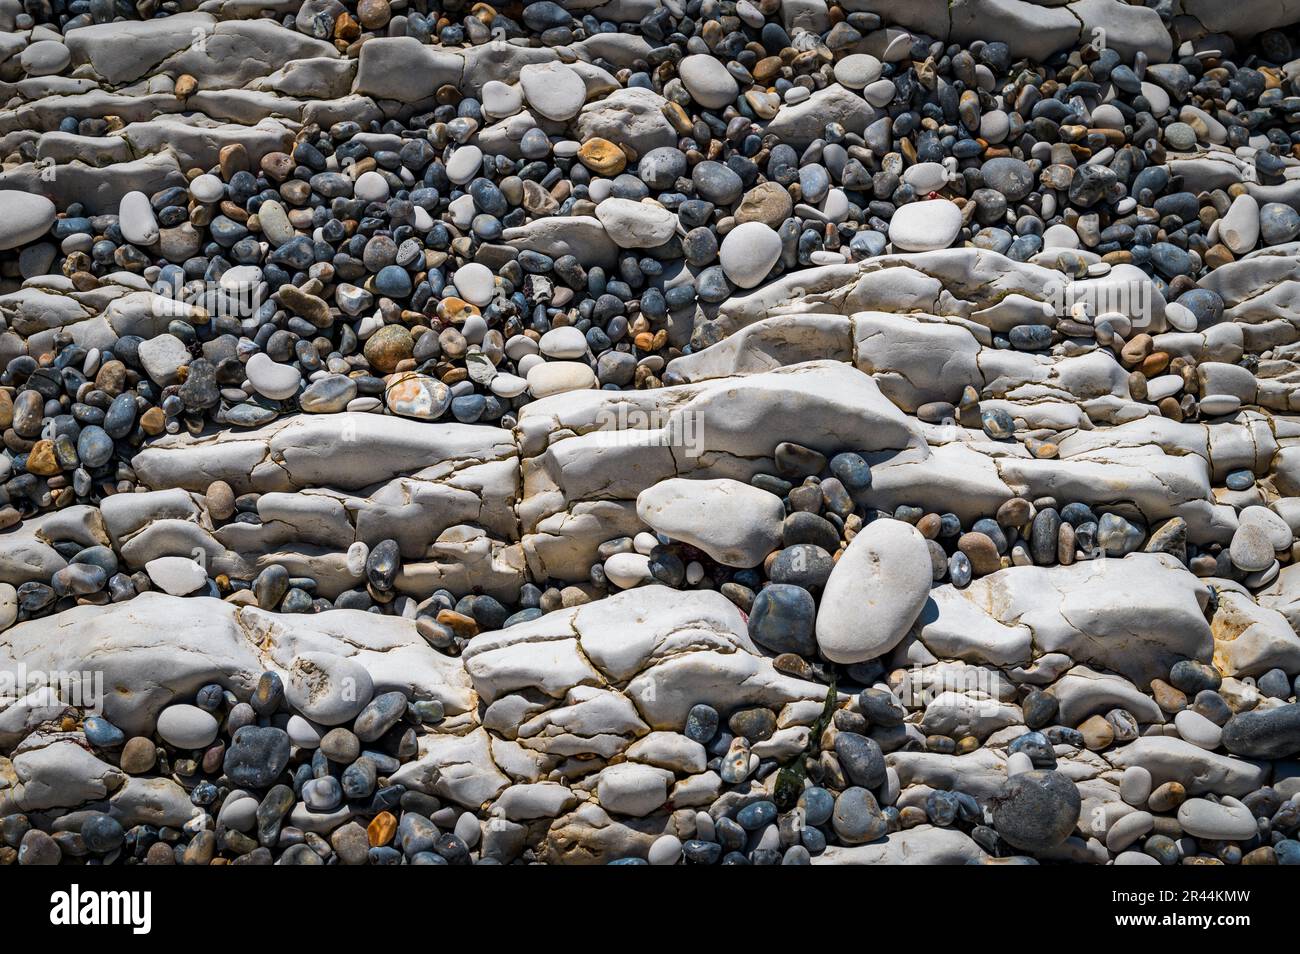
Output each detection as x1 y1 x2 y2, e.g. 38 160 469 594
1090 104 1125 129
354 170 390 203
1174 709 1223 750
1177 796 1258 840
833 53 882 89
245 352 302 401
519 62 587 121
156 704 219 749
539 326 589 359
1120 766 1152 806
445 145 483 185
1164 301 1198 332
1042 223 1080 249
1199 394 1241 416
647 834 682 865
481 80 523 119
719 221 782 289
119 190 159 246
678 53 739 109
489 373 529 398
888 199 962 252
864 78 896 108
1005 751 1034 776
346 541 369 577
453 263 495 306
527 361 597 397
1145 374 1183 402
145 556 207 596
1219 194 1260 255
189 174 225 203
1140 82 1170 115
604 552 653 589
594 198 677 249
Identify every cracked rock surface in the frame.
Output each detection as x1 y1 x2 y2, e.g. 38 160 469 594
5 0 1300 867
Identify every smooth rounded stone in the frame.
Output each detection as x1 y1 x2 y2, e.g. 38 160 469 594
386 373 451 419
285 652 374 726
354 691 408 742
190 173 225 203
747 583 816 656
318 727 360 764
834 53 882 89
1219 194 1260 254
79 713 122 749
1199 393 1243 416
902 162 949 193
1042 223 1080 249
144 556 207 596
286 715 323 749
539 326 588 359
1106 811 1154 853
678 53 739 109
864 78 896 108
603 552 653 589
445 145 483 185
638 147 688 190
80 813 124 853
685 704 719 745
519 62 587 121
719 222 782 289
1120 766 1153 807
0 192 56 250
20 39 71 76
1005 751 1034 776
595 198 676 249
481 80 523 118
155 704 219 749
834 732 886 789
832 787 888 845
636 477 783 568
692 161 743 205
353 171 390 203
224 726 291 788
303 777 344 813
735 182 793 228
118 190 159 246
980 157 1034 201
1174 709 1223 751
453 263 495 306
526 361 596 397
490 373 528 398
990 770 1081 853
1231 526 1280 573
1096 513 1142 556
1222 704 1300 758
1260 202 1300 246
647 834 682 865
1177 797 1258 841
815 518 932 664
1231 506 1290 572
244 353 301 401
888 199 962 252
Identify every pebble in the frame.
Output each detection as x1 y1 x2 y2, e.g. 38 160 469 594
888 200 962 252
718 222 782 289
